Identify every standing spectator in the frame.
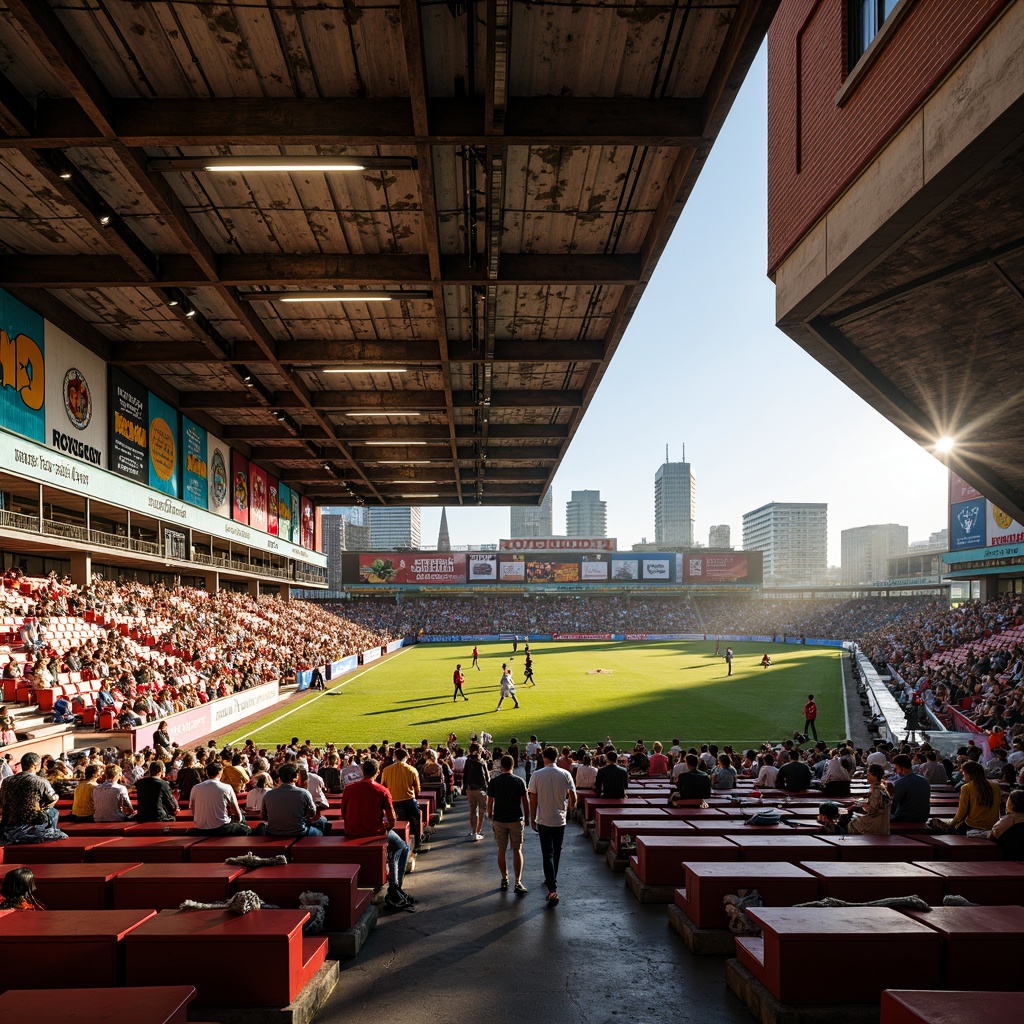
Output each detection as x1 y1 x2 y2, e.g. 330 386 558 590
487 754 530 895
528 746 576 907
462 744 490 841
452 663 468 702
341 759 413 910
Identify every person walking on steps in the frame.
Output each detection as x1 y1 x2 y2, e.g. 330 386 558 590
496 664 519 710
453 663 469 701
488 754 530 895
528 746 576 907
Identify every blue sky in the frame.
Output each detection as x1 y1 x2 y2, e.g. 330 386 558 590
421 47 948 564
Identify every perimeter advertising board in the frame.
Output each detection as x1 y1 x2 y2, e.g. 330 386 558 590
0 289 44 443
358 553 467 584
43 322 106 469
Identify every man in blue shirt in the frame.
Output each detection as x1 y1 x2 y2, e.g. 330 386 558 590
890 754 931 822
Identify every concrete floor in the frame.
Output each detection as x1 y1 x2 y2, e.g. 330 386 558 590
321 801 751 1024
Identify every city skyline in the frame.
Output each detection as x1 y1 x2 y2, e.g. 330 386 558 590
414 45 948 564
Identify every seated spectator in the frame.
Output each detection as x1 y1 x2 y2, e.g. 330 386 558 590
594 750 628 799
647 742 668 776
189 761 260 836
51 694 75 725
817 749 852 796
755 752 779 788
930 760 1002 834
574 753 598 790
297 766 329 811
776 750 813 792
245 771 273 816
919 749 949 785
816 801 846 834
135 760 178 822
670 754 712 804
318 753 343 794
175 752 203 805
710 753 737 791
848 763 892 835
69 763 101 822
0 752 63 842
221 753 250 794
262 762 331 837
890 753 931 823
0 867 45 911
93 764 134 822
982 788 1024 859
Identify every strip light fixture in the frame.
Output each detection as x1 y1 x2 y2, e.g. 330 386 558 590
149 156 417 173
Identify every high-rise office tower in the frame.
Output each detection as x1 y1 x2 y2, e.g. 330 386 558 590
655 445 695 547
510 489 554 538
742 502 827 585
841 524 909 584
709 524 731 548
321 514 371 590
566 490 607 538
367 506 422 550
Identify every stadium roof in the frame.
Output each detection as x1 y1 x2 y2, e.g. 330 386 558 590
0 0 776 508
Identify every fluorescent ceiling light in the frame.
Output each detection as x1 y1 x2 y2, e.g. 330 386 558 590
346 411 422 418
270 291 432 303
399 493 438 498
389 480 438 485
206 160 365 172
322 367 408 374
375 460 433 464
363 441 428 446
149 156 416 173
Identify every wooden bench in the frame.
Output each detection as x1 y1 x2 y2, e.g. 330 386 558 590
592 806 666 841
675 862 819 929
903 906 1024 988
124 909 328 1007
632 835 738 887
910 861 1024 904
3 837 118 864
881 990 1024 1024
187 836 296 863
290 836 388 889
92 837 204 863
1 861 141 910
610 819 694 854
733 907 941 1004
726 834 838 862
0 909 156 990
243 863 372 931
814 834 935 861
0 985 197 1024
112 863 246 910
917 834 1004 860
797 861 946 904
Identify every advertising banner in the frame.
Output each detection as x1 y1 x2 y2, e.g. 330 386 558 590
359 552 468 585
278 483 294 543
610 556 639 581
249 464 268 532
986 504 1024 547
207 432 231 518
525 560 580 584
684 553 751 583
551 632 612 641
43 321 106 468
500 537 616 551
581 556 609 581
291 491 300 545
231 449 250 524
181 417 208 508
0 289 45 443
950 471 982 504
949 498 985 551
468 553 497 581
109 367 148 483
498 555 525 581
267 475 279 536
315 506 322 553
641 557 671 581
147 391 180 498
300 496 314 548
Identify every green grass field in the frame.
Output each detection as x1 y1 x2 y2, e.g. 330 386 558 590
227 640 847 750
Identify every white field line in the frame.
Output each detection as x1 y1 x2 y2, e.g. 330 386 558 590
841 649 851 740
227 644 413 744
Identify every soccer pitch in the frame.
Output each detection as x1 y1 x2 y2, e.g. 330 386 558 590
229 640 847 750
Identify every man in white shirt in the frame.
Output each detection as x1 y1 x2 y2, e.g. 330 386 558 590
755 753 779 788
528 746 576 906
188 761 260 836
301 766 329 809
93 764 134 822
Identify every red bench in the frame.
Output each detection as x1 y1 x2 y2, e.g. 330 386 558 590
814 834 935 861
632 835 738 887
92 837 204 863
113 863 246 910
0 909 156 990
243 863 372 931
734 907 941 1004
59 822 135 838
187 836 296 863
0 985 196 1024
592 806 666 841
4 838 118 864
911 861 1024 904
290 836 388 889
903 906 1024 988
797 861 946 904
881 990 1024 1024
1 861 141 910
917 834 1004 860
124 909 328 1007
726 834 839 861
675 862 819 929
611 819 694 854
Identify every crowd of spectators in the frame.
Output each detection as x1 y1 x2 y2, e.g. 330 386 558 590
1 571 393 733
324 594 938 642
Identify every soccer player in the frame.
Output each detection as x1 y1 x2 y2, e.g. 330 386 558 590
523 653 536 686
471 645 481 671
453 663 468 702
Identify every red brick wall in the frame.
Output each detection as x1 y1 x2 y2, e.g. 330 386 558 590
767 0 1009 273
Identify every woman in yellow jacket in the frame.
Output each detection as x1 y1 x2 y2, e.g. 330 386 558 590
931 760 1002 833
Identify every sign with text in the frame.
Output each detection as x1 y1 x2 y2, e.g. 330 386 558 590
359 552 468 584
249 464 268 532
207 432 231 518
641 557 672 581
498 555 525 581
949 497 985 551
468 553 497 580
267 474 279 536
0 289 45 443
300 496 315 548
499 537 616 551
986 504 1024 547
147 391 180 498
683 553 756 583
231 449 250 525
43 321 106 469
278 482 294 543
108 367 148 483
182 417 208 508
949 471 982 504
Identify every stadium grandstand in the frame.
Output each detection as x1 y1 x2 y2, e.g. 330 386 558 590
2 1 1024 1024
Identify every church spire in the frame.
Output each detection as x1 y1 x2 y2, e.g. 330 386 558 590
437 507 451 550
